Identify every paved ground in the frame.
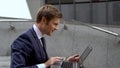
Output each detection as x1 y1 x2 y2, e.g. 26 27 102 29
0 56 10 68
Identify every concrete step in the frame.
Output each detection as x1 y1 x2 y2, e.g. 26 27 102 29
0 56 10 68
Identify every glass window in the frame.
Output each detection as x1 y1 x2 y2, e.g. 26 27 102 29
46 0 74 4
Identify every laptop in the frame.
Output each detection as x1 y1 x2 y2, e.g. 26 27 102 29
51 45 93 68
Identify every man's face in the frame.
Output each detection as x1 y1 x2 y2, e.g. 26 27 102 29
44 18 60 36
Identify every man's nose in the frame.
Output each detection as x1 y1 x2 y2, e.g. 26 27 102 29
55 26 59 30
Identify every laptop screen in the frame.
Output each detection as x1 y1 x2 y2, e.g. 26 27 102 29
79 45 93 65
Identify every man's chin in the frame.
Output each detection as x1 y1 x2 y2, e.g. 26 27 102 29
46 33 52 36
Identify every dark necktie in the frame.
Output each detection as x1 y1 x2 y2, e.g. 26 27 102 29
41 37 46 49
41 37 49 62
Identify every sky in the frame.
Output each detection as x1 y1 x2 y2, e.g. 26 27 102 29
0 0 32 19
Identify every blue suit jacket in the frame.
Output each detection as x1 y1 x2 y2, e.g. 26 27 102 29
11 28 49 68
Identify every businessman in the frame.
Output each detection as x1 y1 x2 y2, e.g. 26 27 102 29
11 4 79 68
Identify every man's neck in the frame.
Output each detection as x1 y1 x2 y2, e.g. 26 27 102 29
36 23 44 36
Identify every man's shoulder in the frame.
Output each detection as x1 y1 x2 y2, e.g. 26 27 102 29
19 28 33 37
13 28 33 43
11 28 34 48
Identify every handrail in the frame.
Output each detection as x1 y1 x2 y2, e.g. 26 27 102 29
65 20 120 37
89 25 119 36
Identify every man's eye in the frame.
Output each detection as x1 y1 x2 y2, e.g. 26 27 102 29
54 23 58 26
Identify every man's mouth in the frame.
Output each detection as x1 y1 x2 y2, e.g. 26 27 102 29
52 30 54 33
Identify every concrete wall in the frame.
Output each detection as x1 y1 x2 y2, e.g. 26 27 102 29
0 21 120 68
26 0 45 21
0 21 34 56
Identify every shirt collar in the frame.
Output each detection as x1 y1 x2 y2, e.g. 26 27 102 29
33 24 43 39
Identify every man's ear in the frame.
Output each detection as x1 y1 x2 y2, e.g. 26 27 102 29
41 16 47 24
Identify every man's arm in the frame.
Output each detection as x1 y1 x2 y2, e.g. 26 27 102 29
11 52 38 68
10 36 38 68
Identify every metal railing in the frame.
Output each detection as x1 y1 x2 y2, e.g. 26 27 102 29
64 20 120 37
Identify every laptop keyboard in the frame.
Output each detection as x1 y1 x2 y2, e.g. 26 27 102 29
61 61 73 68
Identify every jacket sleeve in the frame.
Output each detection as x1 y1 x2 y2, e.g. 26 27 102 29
10 35 38 68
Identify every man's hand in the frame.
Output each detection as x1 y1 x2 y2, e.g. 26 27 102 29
66 54 80 62
45 57 62 68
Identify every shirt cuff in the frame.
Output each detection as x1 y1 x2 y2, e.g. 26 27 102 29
37 63 45 68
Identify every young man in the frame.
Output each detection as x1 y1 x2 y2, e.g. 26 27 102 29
11 5 79 68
